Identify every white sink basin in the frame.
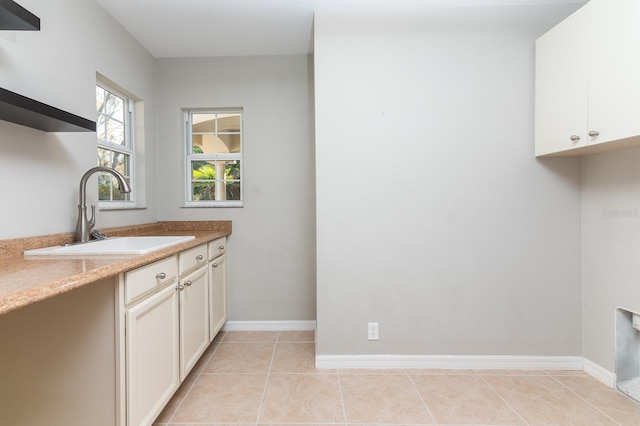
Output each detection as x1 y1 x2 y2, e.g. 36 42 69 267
24 236 196 256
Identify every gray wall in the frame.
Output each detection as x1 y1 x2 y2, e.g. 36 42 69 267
0 0 158 239
314 6 584 356
582 147 640 372
155 55 316 322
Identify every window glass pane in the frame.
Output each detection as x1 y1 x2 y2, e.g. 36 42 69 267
192 113 215 133
98 174 130 201
97 149 129 176
103 91 124 122
96 86 105 112
97 147 130 201
218 134 241 153
217 114 241 132
97 114 107 141
191 160 241 201
106 118 124 145
192 134 218 154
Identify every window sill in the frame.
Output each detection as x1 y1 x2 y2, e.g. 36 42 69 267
182 202 243 208
98 204 147 211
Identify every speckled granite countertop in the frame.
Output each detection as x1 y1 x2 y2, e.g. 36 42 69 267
0 221 231 316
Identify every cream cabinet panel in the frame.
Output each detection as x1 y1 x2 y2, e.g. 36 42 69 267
125 284 180 426
209 253 227 341
179 244 208 275
208 237 226 260
535 0 640 157
179 265 210 381
534 3 588 156
587 0 640 146
124 256 178 305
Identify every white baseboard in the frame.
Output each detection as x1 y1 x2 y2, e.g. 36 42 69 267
315 354 583 371
583 357 616 388
222 320 316 331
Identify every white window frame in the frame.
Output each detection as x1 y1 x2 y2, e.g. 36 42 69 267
96 81 136 209
184 108 243 208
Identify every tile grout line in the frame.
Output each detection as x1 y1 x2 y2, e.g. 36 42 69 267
254 331 280 425
405 371 439 426
478 374 530 426
335 370 349 425
548 375 622 426
165 333 226 425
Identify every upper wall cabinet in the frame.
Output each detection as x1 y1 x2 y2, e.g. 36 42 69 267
535 0 640 157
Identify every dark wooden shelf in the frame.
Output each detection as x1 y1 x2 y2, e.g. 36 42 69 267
0 0 40 31
0 88 96 132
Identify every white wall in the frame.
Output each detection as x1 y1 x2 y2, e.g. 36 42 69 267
0 0 157 239
582 146 640 372
314 6 583 356
155 55 316 322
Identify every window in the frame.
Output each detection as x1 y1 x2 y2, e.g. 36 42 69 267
185 109 243 207
96 83 134 205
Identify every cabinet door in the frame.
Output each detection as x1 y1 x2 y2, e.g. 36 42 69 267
179 265 209 381
209 254 227 341
534 4 588 156
126 284 180 426
587 0 640 145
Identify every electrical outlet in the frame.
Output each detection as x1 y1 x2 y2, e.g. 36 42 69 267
368 322 379 340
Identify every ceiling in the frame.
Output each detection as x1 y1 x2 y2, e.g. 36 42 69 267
95 0 585 58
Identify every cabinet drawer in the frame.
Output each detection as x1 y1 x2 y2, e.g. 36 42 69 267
208 237 227 260
125 255 178 305
179 244 208 275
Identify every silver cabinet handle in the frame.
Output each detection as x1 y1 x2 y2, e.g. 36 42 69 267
589 130 600 137
184 280 192 287
156 272 166 279
176 284 185 291
219 245 225 250
570 135 580 142
196 254 204 261
212 262 219 268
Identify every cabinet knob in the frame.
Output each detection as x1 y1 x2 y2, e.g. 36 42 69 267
570 135 580 142
196 254 204 261
219 245 225 250
589 130 600 137
212 262 219 268
156 272 166 280
184 280 192 287
176 284 185 291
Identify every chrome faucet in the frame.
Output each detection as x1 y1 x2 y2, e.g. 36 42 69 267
75 166 131 243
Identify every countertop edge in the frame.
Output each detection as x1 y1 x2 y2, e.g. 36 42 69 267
0 221 231 316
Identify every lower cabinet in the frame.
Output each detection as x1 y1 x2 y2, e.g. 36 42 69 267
125 284 180 426
178 264 209 381
209 236 227 341
118 239 227 426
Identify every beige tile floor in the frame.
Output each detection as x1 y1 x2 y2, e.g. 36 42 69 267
154 331 640 425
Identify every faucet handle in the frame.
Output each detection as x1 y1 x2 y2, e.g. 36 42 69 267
91 229 107 240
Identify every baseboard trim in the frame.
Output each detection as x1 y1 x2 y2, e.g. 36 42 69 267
315 354 583 370
583 357 616 388
222 320 316 331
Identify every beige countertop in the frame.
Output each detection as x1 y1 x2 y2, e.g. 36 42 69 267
0 221 231 316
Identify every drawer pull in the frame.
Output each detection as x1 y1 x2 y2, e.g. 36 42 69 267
176 284 185 291
212 262 219 268
156 272 166 280
219 245 225 250
196 254 204 261
589 130 600 137
184 280 193 287
570 135 580 142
